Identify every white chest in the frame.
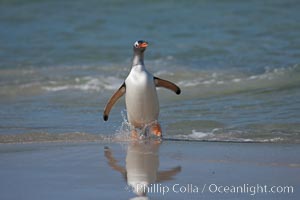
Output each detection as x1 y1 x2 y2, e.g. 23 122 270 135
126 65 153 90
124 65 159 126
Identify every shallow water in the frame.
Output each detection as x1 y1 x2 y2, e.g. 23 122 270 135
0 0 300 143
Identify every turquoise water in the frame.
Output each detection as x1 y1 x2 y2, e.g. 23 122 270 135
0 0 300 143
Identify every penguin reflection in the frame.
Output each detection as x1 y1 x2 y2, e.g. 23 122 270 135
104 140 181 198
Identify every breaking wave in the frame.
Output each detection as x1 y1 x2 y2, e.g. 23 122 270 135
1 64 299 99
42 76 123 92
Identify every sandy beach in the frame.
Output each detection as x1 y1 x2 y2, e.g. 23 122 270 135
0 140 299 200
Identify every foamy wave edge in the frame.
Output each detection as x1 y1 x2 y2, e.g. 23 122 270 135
177 64 300 88
0 133 111 144
165 129 296 143
1 131 297 144
42 76 123 92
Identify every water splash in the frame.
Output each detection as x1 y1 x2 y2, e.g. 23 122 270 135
113 110 163 141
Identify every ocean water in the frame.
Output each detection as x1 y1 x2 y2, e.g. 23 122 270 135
0 0 300 143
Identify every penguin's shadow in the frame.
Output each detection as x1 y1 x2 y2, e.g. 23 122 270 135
104 140 181 199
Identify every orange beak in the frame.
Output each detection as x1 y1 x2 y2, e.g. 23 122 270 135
139 42 148 48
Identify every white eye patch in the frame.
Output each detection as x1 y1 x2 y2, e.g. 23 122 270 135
134 41 139 48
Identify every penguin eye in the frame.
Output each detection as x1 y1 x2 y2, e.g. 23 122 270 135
134 42 139 48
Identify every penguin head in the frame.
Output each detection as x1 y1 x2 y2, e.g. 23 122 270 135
133 40 148 53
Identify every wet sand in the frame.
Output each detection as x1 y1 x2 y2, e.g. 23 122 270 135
0 140 299 200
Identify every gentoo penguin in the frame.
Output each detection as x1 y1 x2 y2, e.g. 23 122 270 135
103 40 181 138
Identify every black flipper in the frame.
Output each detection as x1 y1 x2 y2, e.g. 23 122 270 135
154 77 181 95
103 83 126 121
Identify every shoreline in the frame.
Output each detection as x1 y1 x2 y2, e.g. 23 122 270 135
0 132 299 145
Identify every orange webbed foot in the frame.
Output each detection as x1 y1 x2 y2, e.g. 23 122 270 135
150 123 162 138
